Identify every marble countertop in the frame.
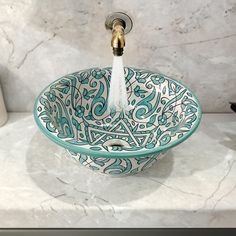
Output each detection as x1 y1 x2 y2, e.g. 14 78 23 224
0 113 236 227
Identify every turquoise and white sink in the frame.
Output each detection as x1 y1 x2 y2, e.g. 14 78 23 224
34 67 201 176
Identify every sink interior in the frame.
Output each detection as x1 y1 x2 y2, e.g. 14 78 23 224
35 67 201 154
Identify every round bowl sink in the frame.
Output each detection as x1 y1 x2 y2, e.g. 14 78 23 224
34 67 201 176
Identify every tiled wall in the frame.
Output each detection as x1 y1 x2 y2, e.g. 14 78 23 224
0 0 235 112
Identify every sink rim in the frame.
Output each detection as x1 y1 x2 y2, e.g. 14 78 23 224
34 67 202 159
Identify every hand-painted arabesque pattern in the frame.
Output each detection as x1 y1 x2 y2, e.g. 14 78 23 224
35 67 201 176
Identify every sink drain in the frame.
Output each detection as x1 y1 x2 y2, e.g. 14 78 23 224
109 143 124 148
103 139 130 149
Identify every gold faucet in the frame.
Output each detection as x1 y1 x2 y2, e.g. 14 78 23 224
111 19 125 56
105 12 133 56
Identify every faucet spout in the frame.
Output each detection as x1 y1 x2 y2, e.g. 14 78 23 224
111 19 125 56
105 12 133 56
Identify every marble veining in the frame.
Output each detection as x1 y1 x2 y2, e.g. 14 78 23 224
0 113 236 227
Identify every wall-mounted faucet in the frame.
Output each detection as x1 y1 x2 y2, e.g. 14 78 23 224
105 12 133 56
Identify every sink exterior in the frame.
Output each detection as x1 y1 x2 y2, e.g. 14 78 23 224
67 150 166 175
34 67 202 176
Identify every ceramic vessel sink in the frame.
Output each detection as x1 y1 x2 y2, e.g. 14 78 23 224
34 67 201 176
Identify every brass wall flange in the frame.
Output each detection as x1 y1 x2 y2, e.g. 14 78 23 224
105 12 133 34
